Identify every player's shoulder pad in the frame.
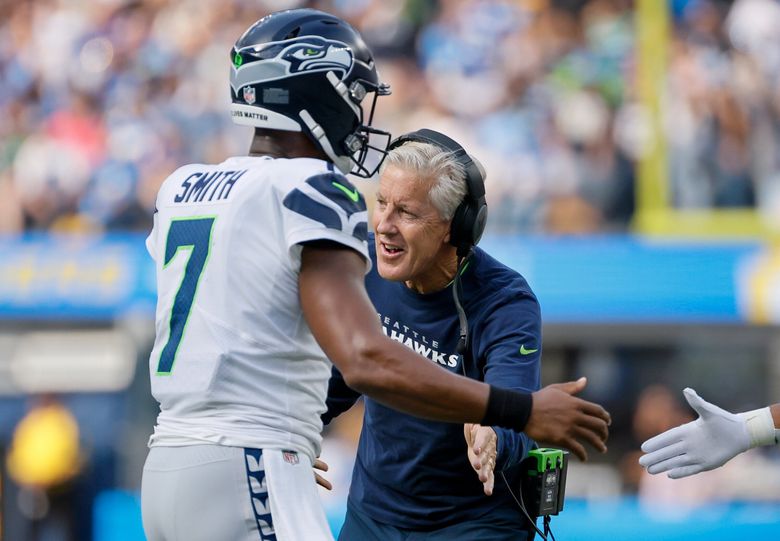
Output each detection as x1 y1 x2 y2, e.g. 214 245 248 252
282 172 367 241
304 173 366 214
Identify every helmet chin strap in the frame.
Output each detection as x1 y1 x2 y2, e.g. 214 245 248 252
299 108 352 175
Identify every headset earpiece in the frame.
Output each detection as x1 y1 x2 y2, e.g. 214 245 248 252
449 195 487 257
387 129 487 256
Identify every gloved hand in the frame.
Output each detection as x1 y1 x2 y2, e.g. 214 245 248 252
639 388 752 479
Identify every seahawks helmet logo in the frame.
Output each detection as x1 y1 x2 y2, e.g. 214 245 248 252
282 39 353 74
231 37 353 93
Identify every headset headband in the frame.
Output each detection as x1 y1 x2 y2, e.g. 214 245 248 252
388 129 485 200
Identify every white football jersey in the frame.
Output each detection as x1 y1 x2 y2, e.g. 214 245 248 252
145 155 369 461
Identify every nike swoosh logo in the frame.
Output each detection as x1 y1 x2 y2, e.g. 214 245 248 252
332 181 360 202
519 345 538 355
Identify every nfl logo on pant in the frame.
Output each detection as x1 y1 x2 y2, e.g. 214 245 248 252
282 450 299 465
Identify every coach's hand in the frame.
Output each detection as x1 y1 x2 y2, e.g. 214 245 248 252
464 423 497 496
313 458 332 491
526 377 610 461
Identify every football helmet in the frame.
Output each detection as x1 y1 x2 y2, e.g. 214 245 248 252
230 9 391 177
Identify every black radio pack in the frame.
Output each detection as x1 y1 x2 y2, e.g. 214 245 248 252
520 448 569 517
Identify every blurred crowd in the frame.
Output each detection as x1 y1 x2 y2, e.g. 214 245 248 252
1 0 779 236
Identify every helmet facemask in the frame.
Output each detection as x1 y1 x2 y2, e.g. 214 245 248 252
311 74 392 178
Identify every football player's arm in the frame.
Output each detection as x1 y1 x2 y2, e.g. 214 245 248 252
640 390 780 479
301 242 519 427
301 243 611 442
321 365 361 426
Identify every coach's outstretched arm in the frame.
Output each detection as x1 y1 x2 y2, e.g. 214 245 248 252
300 243 611 460
640 388 780 478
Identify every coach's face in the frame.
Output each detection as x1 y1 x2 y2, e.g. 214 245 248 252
373 165 455 293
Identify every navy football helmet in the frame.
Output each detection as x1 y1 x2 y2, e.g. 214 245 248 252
230 9 391 177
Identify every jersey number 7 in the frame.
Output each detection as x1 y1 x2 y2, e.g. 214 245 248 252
157 216 216 375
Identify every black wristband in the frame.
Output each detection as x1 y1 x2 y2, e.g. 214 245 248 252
482 385 533 432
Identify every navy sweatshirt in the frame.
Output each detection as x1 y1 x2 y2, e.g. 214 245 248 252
322 235 542 530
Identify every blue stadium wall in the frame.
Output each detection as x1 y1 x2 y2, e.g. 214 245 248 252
0 233 776 324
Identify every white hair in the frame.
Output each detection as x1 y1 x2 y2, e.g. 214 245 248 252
380 141 468 221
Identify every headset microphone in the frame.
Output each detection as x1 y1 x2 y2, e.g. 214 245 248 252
453 250 472 359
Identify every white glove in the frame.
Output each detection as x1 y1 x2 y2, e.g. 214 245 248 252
639 388 774 479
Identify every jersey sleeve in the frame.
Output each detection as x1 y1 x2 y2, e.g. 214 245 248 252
475 293 542 471
145 207 159 261
279 172 370 271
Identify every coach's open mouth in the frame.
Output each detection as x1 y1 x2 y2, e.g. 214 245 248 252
380 242 404 257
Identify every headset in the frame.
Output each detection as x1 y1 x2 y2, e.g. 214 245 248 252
387 129 488 356
387 129 488 258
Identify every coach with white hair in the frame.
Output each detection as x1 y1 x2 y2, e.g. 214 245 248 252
322 129 609 540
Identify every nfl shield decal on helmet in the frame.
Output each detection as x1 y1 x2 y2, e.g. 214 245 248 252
243 85 256 105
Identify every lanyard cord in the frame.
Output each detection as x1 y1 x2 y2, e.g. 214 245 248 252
452 248 473 375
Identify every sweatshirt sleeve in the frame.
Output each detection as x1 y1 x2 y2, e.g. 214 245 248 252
321 364 362 426
475 292 542 470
